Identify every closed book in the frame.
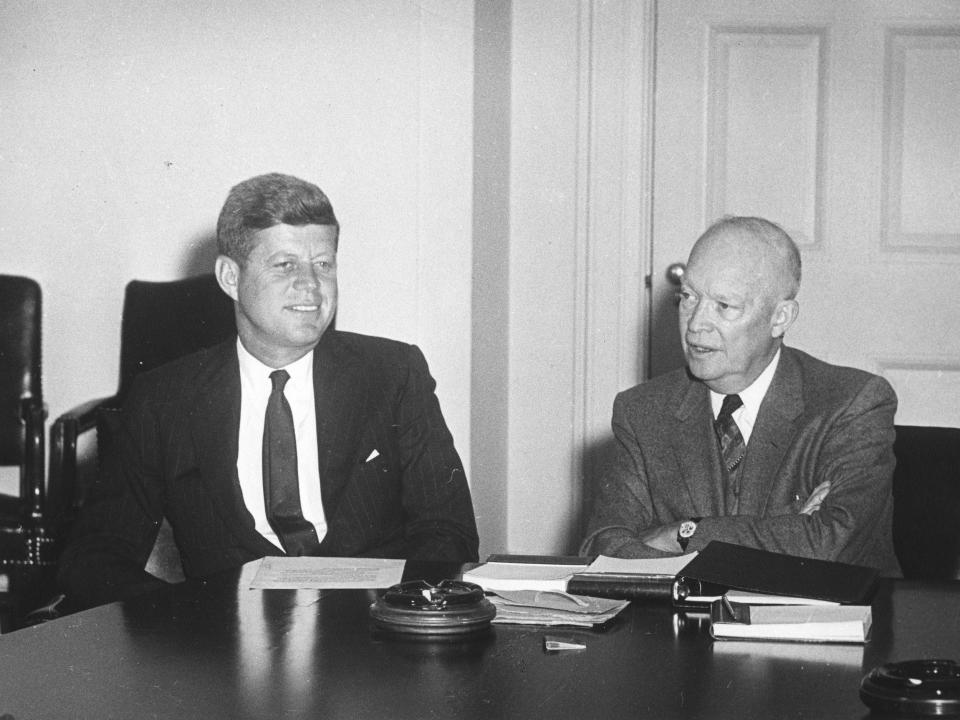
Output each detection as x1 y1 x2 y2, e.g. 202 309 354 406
710 599 872 644
673 541 880 607
566 553 699 601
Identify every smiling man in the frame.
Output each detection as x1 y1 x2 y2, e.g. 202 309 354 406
59 173 479 608
583 216 901 574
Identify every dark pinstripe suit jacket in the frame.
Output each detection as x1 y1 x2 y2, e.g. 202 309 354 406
58 330 479 608
584 346 901 575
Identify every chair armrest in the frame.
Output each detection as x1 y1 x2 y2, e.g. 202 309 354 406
20 397 46 521
47 395 118 521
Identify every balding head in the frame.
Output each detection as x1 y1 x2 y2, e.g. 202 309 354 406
679 216 802 394
691 216 801 301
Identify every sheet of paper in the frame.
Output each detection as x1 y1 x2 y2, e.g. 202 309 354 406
585 552 698 576
249 556 406 589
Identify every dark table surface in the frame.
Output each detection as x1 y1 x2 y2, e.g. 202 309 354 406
0 562 958 720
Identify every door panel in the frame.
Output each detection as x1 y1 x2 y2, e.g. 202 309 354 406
650 0 960 426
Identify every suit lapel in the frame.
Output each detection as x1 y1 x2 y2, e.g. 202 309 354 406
738 348 804 513
189 341 273 552
312 332 367 512
672 374 726 514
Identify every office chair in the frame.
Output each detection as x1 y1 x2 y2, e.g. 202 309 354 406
48 274 235 584
891 424 960 581
0 275 55 630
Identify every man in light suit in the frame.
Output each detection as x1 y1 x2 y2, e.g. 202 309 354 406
583 216 900 575
59 173 479 609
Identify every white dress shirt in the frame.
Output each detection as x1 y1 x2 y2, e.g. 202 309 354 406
236 339 327 550
709 348 781 446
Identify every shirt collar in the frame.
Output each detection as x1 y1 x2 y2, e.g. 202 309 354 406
237 338 314 390
710 347 781 419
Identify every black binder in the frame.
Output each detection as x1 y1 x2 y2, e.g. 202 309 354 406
672 541 880 608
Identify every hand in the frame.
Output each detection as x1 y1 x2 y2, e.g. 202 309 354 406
638 522 683 552
799 480 831 515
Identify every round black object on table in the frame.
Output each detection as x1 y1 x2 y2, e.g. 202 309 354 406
860 658 960 716
369 579 496 637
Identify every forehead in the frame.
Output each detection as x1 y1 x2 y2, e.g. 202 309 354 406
250 223 339 255
685 230 772 297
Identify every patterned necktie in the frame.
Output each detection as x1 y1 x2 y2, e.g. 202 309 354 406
263 369 320 556
714 394 746 473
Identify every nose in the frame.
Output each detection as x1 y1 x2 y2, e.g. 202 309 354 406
682 298 712 334
293 262 320 290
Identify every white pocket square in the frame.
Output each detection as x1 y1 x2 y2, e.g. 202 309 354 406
365 449 380 463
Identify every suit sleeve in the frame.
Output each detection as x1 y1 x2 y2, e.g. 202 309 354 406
395 345 479 562
56 378 168 610
689 375 898 568
582 392 680 559
583 375 899 572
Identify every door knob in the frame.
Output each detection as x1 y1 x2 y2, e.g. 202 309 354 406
666 263 686 286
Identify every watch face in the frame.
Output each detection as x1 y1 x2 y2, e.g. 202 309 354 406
679 520 697 538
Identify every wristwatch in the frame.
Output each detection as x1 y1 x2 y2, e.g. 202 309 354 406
676 517 702 551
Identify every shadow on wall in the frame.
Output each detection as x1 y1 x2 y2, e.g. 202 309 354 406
179 231 220 278
648 286 686 380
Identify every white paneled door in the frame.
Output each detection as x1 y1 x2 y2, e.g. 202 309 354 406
649 0 960 426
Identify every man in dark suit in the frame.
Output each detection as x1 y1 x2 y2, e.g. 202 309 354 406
59 173 479 608
583 216 900 575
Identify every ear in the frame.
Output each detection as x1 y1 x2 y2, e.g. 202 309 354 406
214 255 240 303
770 299 799 338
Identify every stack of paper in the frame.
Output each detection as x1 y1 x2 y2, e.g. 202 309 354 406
487 589 629 628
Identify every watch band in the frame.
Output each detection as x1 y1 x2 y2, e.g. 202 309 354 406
676 516 703 551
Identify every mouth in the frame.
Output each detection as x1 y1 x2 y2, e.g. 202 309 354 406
287 304 321 313
686 340 718 357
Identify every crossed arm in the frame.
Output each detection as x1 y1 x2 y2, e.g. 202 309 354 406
636 480 831 552
583 375 898 569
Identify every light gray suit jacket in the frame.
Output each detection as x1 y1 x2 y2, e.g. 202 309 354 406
583 346 901 575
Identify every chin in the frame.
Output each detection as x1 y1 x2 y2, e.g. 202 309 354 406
686 359 721 383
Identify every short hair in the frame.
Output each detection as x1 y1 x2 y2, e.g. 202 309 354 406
698 216 802 299
216 173 339 263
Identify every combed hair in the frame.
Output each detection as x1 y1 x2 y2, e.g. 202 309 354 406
216 173 339 263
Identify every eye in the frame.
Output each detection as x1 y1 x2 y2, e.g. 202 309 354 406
717 302 742 320
678 289 697 308
275 260 297 273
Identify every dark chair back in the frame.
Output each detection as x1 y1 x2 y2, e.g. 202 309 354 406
48 275 235 587
0 274 44 517
0 275 52 631
892 424 960 580
116 275 236 400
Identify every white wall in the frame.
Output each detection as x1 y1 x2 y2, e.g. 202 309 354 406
0 0 474 502
505 0 653 553
2 0 655 557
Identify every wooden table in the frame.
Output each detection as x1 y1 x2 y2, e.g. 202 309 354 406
0 563 957 720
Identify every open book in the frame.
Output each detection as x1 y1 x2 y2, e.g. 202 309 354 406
461 555 592 593
462 553 697 599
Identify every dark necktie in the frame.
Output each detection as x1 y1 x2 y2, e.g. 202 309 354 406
714 394 746 474
263 369 320 556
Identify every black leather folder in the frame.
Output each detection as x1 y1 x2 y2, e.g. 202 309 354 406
673 541 880 608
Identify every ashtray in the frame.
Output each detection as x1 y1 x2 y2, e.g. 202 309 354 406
860 658 960 716
369 579 496 637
